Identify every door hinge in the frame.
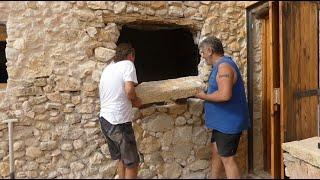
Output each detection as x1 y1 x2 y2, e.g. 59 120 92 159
273 88 280 105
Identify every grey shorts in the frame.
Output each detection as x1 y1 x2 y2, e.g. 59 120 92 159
99 117 140 168
211 129 242 157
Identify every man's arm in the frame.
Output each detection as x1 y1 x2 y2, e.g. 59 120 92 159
196 63 234 102
124 81 141 107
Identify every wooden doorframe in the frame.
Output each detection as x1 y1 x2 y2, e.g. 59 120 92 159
246 1 281 177
246 1 269 174
259 2 281 178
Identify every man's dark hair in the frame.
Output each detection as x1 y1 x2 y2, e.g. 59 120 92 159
113 43 135 62
199 36 224 55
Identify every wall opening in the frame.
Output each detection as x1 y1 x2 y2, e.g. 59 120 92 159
0 24 7 89
117 24 200 83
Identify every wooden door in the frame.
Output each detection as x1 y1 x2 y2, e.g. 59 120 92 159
269 2 281 178
279 1 318 178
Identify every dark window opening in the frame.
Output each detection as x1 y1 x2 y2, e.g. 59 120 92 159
0 24 7 85
117 24 200 83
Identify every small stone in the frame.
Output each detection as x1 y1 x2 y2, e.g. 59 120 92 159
61 143 73 151
0 162 9 177
162 162 182 179
94 47 115 62
70 162 85 171
114 2 126 14
175 116 186 126
73 139 84 150
26 147 43 158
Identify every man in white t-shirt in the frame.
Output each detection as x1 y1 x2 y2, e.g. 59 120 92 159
99 43 141 179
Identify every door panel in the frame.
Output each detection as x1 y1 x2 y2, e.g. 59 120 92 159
280 1 318 142
269 1 281 178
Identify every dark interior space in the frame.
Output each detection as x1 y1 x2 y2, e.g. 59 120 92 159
117 24 200 82
0 41 7 83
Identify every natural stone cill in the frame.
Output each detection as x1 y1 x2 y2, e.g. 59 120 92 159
136 76 205 105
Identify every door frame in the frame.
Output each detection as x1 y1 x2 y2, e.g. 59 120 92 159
246 1 281 178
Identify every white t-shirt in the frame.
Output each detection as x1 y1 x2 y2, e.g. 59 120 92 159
99 60 138 125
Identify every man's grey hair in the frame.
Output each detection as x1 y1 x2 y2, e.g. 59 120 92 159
199 36 224 55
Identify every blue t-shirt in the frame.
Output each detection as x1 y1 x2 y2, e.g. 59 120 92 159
204 56 250 134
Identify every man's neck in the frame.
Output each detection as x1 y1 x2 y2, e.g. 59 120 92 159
212 55 224 65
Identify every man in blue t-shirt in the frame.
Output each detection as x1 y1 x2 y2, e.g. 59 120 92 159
196 36 250 179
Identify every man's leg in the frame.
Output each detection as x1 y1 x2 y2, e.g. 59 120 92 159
220 156 241 179
125 165 138 179
211 142 224 179
117 160 125 179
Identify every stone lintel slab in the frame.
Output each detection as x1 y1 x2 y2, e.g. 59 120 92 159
282 136 320 168
102 13 203 31
135 76 205 105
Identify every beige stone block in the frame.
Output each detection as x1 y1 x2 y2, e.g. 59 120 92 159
162 162 182 179
184 1 200 8
76 103 94 113
168 6 184 17
0 162 9 177
144 152 164 165
173 142 192 160
195 144 211 160
26 147 43 158
188 160 209 171
142 113 174 133
184 7 197 18
175 116 186 126
13 141 25 151
87 1 107 10
98 161 117 178
83 82 97 92
150 1 166 9
192 127 208 146
173 126 193 144
136 76 205 105
70 162 85 172
114 2 126 14
94 47 115 62
138 169 156 179
159 130 173 147
282 137 320 168
89 152 104 165
55 77 81 91
139 136 161 154
73 139 85 150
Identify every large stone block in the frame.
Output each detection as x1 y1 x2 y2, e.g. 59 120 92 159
142 113 174 132
136 76 205 105
282 137 320 169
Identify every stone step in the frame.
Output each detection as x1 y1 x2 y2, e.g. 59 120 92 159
135 76 205 105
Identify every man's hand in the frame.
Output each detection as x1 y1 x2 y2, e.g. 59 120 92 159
132 97 142 108
195 90 207 100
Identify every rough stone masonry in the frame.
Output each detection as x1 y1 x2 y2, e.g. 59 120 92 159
0 1 255 178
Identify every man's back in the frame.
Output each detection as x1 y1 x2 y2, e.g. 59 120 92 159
99 60 138 125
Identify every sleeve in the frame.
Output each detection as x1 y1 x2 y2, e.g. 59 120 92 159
123 62 138 84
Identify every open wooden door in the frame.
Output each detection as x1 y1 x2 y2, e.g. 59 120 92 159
279 1 319 178
261 1 281 178
269 1 281 178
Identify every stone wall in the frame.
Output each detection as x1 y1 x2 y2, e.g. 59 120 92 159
0 1 255 178
251 15 264 172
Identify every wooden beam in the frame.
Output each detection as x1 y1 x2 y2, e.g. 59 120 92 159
0 24 6 41
252 2 269 19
